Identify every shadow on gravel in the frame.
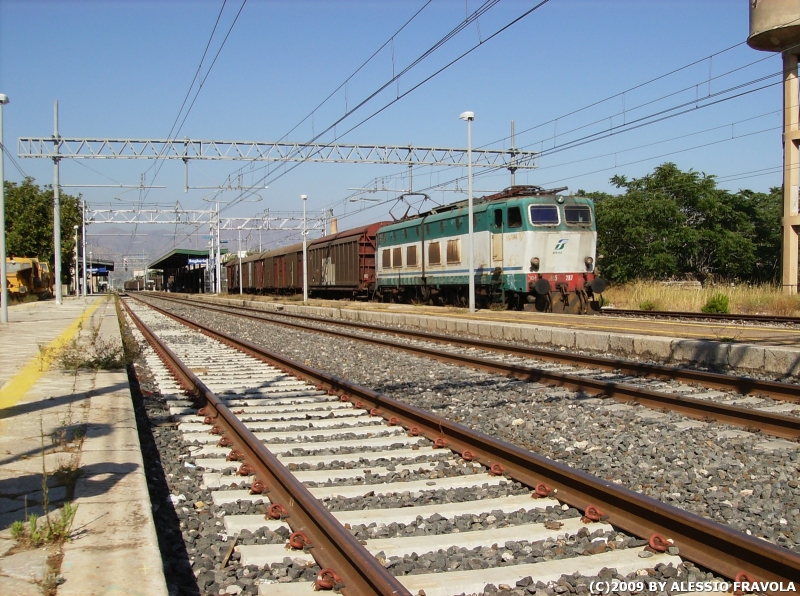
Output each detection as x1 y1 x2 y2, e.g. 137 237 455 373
127 362 200 596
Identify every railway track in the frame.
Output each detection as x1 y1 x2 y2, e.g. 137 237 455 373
119 296 800 595
139 293 800 441
601 308 800 326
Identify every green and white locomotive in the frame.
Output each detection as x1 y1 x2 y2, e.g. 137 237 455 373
374 186 605 313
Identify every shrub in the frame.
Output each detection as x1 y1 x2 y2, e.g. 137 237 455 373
701 293 730 314
639 300 659 311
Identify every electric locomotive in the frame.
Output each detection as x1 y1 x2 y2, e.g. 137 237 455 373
374 186 605 313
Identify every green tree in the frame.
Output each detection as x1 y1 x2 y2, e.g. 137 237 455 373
589 163 780 284
4 178 83 284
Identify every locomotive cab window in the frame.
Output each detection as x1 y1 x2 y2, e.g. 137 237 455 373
381 249 391 269
392 247 402 268
493 209 503 229
508 206 522 228
428 242 441 265
446 239 461 264
564 206 592 224
529 205 559 225
407 245 418 267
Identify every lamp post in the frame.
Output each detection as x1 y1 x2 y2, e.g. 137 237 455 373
302 194 308 303
73 225 79 296
0 93 9 324
237 226 243 295
53 101 62 305
81 199 87 297
459 111 475 313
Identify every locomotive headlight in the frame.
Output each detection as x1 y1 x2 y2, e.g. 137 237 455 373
584 256 594 271
530 257 540 272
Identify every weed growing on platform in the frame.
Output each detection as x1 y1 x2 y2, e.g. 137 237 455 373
11 506 77 548
56 336 125 371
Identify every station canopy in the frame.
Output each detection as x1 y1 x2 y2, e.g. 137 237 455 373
88 258 114 273
148 248 226 271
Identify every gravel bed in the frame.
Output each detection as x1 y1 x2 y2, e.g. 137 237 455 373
383 530 637 576
148 298 800 554
478 559 722 596
179 296 800 381
325 481 533 511
349 504 582 540
236 308 800 415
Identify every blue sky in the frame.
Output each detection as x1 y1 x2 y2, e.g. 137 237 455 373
0 0 786 257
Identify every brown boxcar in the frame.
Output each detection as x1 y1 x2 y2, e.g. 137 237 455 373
226 258 237 292
242 253 263 292
307 222 388 298
272 243 303 292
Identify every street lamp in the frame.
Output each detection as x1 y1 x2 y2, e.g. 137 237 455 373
0 93 9 324
301 194 308 303
53 101 62 305
459 110 475 313
73 225 79 296
81 199 86 297
237 226 243 295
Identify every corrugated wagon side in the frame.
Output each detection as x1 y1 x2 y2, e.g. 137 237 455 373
307 222 388 299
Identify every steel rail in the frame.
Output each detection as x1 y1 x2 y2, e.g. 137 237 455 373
141 294 800 439
127 295 800 594
602 308 800 325
119 298 411 596
149 293 800 403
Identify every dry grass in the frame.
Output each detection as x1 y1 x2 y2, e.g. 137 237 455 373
603 281 800 315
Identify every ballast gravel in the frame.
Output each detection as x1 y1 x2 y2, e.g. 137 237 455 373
150 299 800 555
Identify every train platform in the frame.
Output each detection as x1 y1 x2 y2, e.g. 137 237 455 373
0 296 167 596
187 294 800 377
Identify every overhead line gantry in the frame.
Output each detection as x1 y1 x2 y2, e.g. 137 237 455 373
18 131 539 302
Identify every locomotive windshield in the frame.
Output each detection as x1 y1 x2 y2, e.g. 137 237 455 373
529 205 559 225
564 206 592 224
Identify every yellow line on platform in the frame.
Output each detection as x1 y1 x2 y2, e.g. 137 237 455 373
0 297 106 411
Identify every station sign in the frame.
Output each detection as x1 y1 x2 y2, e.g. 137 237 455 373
188 258 209 266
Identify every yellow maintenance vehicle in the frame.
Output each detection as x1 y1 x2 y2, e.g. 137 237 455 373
5 257 53 300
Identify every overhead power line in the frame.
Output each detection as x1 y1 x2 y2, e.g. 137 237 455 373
218 0 553 215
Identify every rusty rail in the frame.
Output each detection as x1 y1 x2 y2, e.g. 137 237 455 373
127 294 800 594
142 293 800 439
119 298 411 596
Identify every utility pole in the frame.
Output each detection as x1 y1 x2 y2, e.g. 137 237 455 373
53 101 62 304
73 225 79 296
302 194 308 303
0 93 8 324
216 202 221 293
81 199 87 297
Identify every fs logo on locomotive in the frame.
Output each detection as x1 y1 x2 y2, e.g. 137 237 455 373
553 238 569 253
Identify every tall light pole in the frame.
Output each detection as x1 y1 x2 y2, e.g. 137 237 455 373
460 111 475 313
53 101 62 304
73 225 79 296
237 226 243 295
81 199 87 297
0 93 9 324
215 202 221 293
302 194 308 303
